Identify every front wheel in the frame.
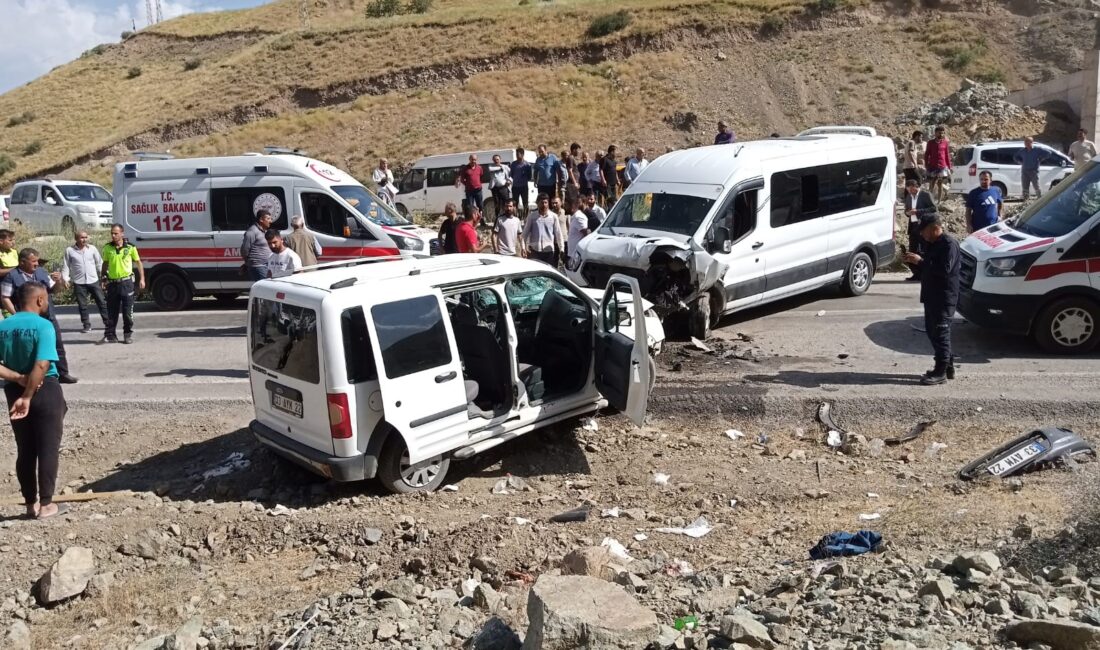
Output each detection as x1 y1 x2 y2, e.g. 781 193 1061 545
841 251 874 297
688 295 711 340
376 436 450 494
1034 297 1100 354
395 203 409 217
151 272 194 311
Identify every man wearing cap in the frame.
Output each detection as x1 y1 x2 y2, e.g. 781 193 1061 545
0 282 68 519
714 121 735 145
903 215 961 385
100 224 145 345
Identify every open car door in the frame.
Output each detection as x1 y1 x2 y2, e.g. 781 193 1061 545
594 274 652 426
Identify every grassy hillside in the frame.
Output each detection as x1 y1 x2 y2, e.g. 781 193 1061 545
0 0 1088 192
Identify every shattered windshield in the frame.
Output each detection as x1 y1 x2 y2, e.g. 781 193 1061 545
600 192 716 237
1013 162 1100 238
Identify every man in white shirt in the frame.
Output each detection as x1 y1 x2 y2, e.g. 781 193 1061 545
522 194 563 266
487 154 512 222
566 197 590 255
372 158 394 187
492 199 523 257
264 230 302 278
624 148 648 188
584 192 607 223
62 231 107 334
1069 129 1098 170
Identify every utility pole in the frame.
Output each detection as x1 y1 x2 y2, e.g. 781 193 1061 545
155 0 163 24
145 0 154 26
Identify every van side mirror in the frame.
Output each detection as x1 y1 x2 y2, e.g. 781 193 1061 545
711 226 732 254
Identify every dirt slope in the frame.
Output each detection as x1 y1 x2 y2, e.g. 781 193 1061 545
0 0 1093 191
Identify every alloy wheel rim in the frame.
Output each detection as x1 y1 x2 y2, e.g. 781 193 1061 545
400 451 442 488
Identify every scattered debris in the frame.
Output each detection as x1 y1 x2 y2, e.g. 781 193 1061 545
826 431 844 448
266 504 294 517
581 418 599 432
859 513 882 521
816 310 826 317
925 442 949 458
885 420 935 446
809 530 883 560
652 472 671 486
958 427 1096 481
600 537 633 562
492 475 529 494
656 516 713 538
601 507 620 518
867 492 880 499
674 615 700 631
803 488 829 500
507 517 532 526
724 429 745 441
633 533 648 542
440 484 459 492
688 337 712 353
201 452 251 480
664 559 695 576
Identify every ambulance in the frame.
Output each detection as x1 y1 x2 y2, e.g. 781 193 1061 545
114 151 439 310
958 159 1100 354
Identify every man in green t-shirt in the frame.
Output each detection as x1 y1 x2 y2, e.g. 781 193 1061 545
0 281 67 519
99 224 145 344
0 229 17 280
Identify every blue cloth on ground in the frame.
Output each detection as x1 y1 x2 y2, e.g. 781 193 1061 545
809 530 883 560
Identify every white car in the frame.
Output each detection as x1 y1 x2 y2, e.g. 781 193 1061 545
393 148 539 221
248 254 653 493
0 194 9 224
8 179 113 233
951 141 1073 200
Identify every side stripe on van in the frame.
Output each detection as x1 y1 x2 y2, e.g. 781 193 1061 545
140 245 400 263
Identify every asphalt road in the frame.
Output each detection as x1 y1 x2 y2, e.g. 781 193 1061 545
50 274 1100 408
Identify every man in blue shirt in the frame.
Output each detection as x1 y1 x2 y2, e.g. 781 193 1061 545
1015 137 1044 201
533 145 562 203
0 282 67 519
965 171 1003 232
510 148 532 218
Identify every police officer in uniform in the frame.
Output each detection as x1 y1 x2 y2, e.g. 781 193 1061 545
903 215 961 385
100 224 145 345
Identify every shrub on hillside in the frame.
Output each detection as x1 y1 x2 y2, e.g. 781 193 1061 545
587 10 631 38
22 141 42 156
127 66 142 79
0 154 15 177
762 13 785 33
408 0 433 13
6 112 35 128
817 0 840 12
365 0 402 17
184 58 202 71
121 30 134 40
81 44 107 58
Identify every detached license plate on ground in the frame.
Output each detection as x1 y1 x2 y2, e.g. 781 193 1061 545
988 442 1044 476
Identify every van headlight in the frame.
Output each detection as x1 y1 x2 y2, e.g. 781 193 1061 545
391 235 424 251
76 205 95 214
984 253 1042 277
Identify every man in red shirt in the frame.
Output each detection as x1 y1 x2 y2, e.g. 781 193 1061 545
455 205 490 254
455 154 485 214
924 126 952 202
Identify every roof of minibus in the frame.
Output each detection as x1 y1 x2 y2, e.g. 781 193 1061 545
263 254 555 300
114 155 362 187
638 136 894 187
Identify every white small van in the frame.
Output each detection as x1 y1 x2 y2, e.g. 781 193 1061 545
115 153 438 310
959 157 1100 353
567 131 897 338
247 255 652 493
394 148 539 220
8 179 113 233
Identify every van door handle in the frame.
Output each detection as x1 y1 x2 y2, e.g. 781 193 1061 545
752 242 764 250
435 371 457 383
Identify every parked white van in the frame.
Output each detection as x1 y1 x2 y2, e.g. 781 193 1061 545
8 179 113 233
394 148 539 220
958 156 1100 353
951 141 1073 200
567 131 897 338
247 255 652 493
114 153 436 310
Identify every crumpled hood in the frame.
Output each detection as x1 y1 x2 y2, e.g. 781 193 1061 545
580 233 692 270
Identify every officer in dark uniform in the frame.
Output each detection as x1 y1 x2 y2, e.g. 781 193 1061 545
903 214 961 385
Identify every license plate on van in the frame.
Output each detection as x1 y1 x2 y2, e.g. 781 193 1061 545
267 381 303 418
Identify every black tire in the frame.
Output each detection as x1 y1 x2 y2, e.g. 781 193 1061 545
482 198 497 226
1034 297 1100 354
151 272 193 311
688 295 711 340
647 356 657 394
993 182 1008 200
61 215 75 237
395 203 409 218
376 435 450 494
841 251 874 297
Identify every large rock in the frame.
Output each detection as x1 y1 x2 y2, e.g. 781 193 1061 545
469 617 522 650
952 551 1001 575
36 546 95 604
522 575 658 649
118 529 167 560
4 622 30 650
718 610 774 648
131 617 203 650
1004 619 1100 650
560 546 617 581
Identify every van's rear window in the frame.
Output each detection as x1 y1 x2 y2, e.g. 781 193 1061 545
250 299 320 384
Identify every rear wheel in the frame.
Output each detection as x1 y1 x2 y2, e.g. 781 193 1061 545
841 251 874 297
395 203 409 218
60 215 75 238
482 198 497 227
151 272 193 311
1034 297 1100 354
377 435 450 494
992 182 1008 200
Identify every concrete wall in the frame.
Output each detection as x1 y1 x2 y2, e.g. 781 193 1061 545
1008 50 1100 138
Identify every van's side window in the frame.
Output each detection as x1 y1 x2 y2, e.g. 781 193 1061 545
10 186 31 204
212 187 288 231
427 167 458 188
770 157 888 228
371 295 452 379
399 169 426 194
302 192 357 237
341 307 377 383
713 189 758 246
